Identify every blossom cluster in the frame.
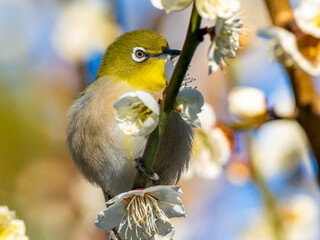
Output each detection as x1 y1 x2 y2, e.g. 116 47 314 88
151 0 245 74
259 0 320 76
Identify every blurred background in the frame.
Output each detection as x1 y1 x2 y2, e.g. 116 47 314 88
0 0 319 239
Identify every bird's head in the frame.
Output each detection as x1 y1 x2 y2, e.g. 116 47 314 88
97 30 180 91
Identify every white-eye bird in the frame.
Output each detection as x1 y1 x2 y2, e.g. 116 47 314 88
67 30 193 198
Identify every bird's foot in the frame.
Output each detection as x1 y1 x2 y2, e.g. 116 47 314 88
108 229 119 240
134 157 159 181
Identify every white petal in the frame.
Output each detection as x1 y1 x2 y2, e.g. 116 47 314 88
176 89 204 127
10 219 27 236
145 185 183 200
196 0 240 21
208 41 221 73
118 223 147 240
136 113 159 136
215 17 226 36
95 200 127 230
177 88 204 114
294 0 320 38
155 193 184 210
180 109 201 128
136 91 160 115
151 0 193 12
0 206 15 217
215 0 240 19
107 188 147 205
155 228 175 239
157 201 186 218
154 219 175 237
165 56 175 84
112 92 138 109
195 0 218 21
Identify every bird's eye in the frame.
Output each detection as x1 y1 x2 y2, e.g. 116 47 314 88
135 50 145 58
132 47 148 62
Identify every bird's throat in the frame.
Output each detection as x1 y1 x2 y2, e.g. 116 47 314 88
115 59 167 91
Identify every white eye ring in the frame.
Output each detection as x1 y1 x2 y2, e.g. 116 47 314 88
132 47 148 62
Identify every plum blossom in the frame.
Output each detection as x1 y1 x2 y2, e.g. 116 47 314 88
0 206 29 240
208 16 245 73
95 186 185 240
113 91 160 136
175 88 204 128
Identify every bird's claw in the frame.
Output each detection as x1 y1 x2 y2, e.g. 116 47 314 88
108 229 119 240
134 157 159 181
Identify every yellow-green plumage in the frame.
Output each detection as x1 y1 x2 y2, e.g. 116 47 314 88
67 30 193 197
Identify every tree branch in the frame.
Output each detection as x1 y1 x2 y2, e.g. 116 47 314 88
132 3 203 189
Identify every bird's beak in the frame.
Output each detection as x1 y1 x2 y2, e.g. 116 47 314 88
157 49 181 59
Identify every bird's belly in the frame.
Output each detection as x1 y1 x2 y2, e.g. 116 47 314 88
100 123 147 195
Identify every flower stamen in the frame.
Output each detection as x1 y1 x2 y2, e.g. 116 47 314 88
117 193 171 239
